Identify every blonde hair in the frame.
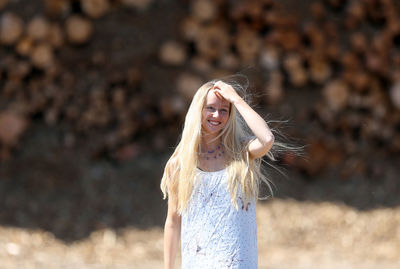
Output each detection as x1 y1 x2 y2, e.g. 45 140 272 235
160 78 290 214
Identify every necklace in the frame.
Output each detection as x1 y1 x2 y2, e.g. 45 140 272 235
199 144 225 160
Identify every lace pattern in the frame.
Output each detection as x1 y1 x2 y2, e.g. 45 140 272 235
181 168 257 269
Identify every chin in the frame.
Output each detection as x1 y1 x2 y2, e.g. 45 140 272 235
204 127 225 136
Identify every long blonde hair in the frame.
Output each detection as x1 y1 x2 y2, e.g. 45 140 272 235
160 78 285 214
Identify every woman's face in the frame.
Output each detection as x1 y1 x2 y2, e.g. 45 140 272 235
201 90 230 136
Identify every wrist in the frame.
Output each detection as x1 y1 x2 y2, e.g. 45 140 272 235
232 96 245 106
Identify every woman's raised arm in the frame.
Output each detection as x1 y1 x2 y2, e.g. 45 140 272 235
212 81 275 159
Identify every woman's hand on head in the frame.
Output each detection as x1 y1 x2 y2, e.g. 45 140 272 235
212 81 242 105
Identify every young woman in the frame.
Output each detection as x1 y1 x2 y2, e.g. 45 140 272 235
161 79 277 269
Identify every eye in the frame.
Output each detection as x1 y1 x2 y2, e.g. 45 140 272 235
206 106 214 111
220 109 228 114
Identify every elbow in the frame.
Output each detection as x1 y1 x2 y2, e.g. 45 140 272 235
262 133 274 148
248 133 275 160
165 215 181 229
165 219 181 233
269 133 275 144
261 133 274 156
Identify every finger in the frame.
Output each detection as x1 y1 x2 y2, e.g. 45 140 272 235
214 90 225 100
213 87 222 93
213 88 220 96
214 81 224 89
213 84 222 90
213 88 223 96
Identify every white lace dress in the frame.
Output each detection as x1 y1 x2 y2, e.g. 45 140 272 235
181 168 258 269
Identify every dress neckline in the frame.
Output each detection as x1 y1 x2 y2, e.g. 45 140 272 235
196 167 227 174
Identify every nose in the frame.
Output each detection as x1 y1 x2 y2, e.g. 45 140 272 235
212 110 220 118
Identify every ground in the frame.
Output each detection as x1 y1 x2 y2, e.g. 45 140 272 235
1 199 400 268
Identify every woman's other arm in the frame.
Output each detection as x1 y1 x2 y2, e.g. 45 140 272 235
163 194 181 269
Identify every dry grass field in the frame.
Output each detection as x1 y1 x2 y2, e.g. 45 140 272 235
1 199 399 269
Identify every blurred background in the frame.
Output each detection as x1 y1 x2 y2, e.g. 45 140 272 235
0 0 399 268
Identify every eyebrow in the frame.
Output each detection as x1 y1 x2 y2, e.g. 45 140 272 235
206 103 230 109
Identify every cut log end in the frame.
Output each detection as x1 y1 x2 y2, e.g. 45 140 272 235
0 12 24 45
81 0 111 19
31 43 54 70
0 111 29 146
65 15 93 45
176 73 203 100
27 16 50 42
159 41 187 66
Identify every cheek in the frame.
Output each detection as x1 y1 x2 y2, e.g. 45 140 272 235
222 114 229 124
201 110 207 121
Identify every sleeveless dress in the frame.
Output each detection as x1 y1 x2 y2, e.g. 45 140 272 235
181 168 258 269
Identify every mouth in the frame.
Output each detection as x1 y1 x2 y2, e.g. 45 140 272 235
208 120 221 126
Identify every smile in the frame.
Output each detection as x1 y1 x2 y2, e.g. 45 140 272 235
208 120 221 126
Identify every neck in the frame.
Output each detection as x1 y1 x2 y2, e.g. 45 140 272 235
201 134 221 150
199 136 225 161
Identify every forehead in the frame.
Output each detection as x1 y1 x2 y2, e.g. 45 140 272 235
204 90 230 107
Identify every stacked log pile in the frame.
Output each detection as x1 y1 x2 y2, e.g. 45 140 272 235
0 0 399 177
159 0 400 177
0 0 182 161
